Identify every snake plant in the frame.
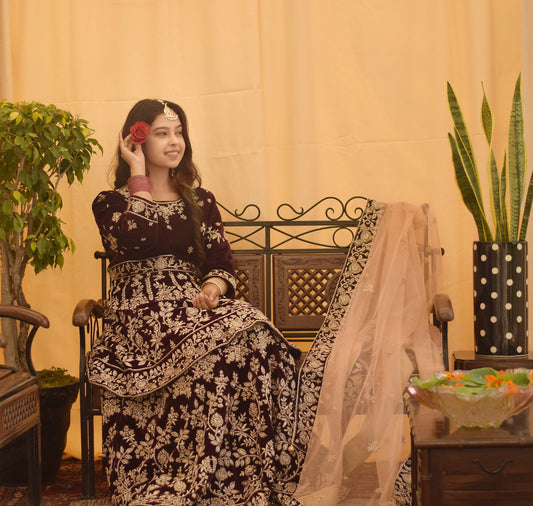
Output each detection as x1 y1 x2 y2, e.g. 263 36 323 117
448 74 532 242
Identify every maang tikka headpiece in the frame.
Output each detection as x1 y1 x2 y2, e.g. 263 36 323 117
157 100 179 120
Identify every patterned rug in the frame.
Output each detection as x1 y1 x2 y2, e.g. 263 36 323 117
0 456 111 505
0 457 387 504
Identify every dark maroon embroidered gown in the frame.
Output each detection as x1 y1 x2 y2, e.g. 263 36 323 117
88 188 304 505
89 187 385 506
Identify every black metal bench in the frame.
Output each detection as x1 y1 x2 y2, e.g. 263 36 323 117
72 196 453 498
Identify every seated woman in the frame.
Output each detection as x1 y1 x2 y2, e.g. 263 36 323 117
89 98 444 506
88 99 304 505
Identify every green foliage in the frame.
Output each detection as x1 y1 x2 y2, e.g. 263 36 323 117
448 74 530 241
0 101 102 276
0 100 102 369
413 367 532 395
37 366 78 387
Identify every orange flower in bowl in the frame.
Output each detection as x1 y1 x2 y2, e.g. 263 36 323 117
407 367 533 428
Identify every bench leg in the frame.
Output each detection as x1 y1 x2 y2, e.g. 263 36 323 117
26 423 41 506
81 411 96 498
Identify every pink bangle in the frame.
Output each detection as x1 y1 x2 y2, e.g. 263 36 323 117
128 175 151 195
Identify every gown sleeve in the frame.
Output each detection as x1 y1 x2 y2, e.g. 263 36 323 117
92 190 160 262
199 190 237 298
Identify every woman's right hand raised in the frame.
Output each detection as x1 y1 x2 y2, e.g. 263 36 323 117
119 131 146 176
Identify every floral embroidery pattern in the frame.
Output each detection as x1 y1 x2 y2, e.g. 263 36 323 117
293 200 383 453
92 188 235 278
89 190 383 505
90 188 304 505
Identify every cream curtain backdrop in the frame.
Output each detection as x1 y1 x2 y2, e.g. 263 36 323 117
0 0 530 461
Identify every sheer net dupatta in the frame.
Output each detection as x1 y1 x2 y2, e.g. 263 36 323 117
295 201 444 505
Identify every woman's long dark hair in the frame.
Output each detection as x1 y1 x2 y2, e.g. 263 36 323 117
112 99 205 267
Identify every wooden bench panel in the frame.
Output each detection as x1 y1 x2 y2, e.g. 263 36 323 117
273 253 346 331
233 254 265 313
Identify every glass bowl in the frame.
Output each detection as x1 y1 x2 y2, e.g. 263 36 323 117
407 369 533 428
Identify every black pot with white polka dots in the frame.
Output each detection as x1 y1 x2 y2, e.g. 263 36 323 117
473 241 528 356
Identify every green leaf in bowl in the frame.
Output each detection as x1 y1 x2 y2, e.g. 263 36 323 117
467 367 500 384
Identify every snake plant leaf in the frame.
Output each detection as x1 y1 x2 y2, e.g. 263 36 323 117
448 74 529 242
519 170 533 241
448 83 477 172
481 88 504 240
500 155 509 240
448 83 486 216
489 149 503 241
481 84 493 144
508 74 526 240
449 133 493 241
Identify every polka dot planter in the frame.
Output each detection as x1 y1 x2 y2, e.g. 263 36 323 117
473 241 528 356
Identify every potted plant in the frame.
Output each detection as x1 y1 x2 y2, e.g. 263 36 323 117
0 100 102 483
448 73 531 357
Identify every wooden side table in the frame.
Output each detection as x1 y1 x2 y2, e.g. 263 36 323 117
0 367 41 506
453 350 533 370
406 397 533 505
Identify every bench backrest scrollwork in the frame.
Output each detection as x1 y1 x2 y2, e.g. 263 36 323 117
218 196 367 344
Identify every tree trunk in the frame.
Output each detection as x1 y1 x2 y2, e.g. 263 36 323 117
1 249 17 368
1 241 29 370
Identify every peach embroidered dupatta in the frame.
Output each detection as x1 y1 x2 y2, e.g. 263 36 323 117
294 201 444 505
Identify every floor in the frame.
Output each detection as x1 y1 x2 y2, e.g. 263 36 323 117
0 458 383 505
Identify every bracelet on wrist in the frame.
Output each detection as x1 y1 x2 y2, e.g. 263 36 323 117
201 277 227 296
128 175 151 194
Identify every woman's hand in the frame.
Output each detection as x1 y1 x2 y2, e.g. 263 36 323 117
119 131 146 176
193 282 221 309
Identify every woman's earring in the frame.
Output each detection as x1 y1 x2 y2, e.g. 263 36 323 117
169 168 176 178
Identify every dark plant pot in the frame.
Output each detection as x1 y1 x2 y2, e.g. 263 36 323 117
0 380 79 485
473 241 528 356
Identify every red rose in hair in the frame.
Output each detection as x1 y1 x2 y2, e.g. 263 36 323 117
130 121 150 145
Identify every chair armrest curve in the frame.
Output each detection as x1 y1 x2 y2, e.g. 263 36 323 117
432 293 454 323
72 299 104 327
0 304 50 328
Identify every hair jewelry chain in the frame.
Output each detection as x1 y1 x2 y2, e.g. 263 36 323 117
157 100 179 120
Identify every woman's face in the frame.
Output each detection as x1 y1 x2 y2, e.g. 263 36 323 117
143 113 186 172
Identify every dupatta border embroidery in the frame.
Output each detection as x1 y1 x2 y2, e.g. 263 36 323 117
291 199 385 455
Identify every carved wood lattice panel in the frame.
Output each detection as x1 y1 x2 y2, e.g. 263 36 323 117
273 254 346 330
287 269 337 316
233 254 265 314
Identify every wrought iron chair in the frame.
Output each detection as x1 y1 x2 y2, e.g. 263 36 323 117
73 196 454 498
0 305 50 506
